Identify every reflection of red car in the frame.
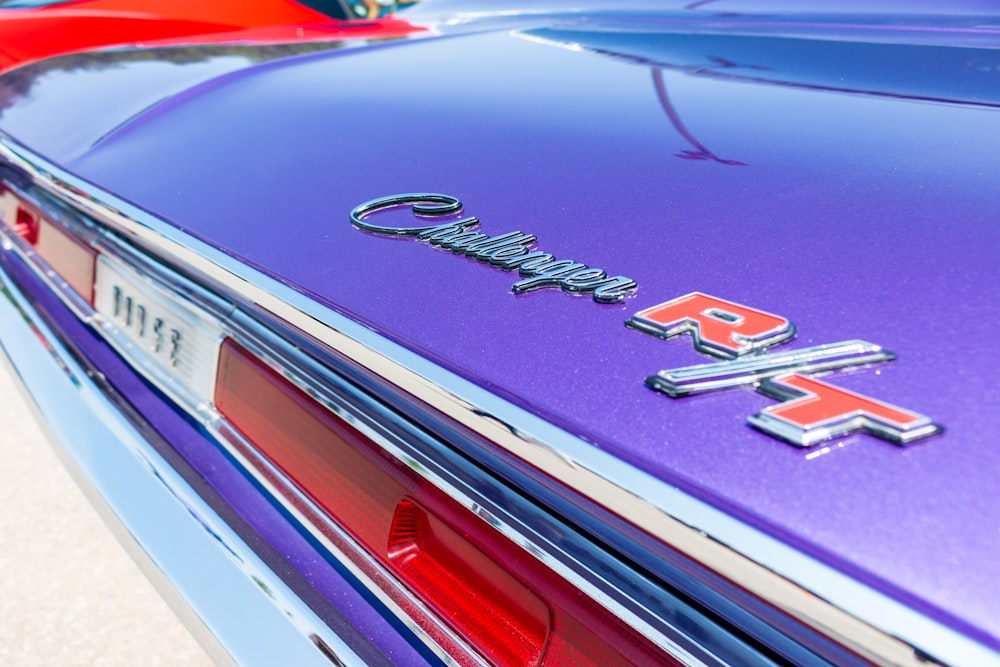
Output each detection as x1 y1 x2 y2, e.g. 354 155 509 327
0 0 422 72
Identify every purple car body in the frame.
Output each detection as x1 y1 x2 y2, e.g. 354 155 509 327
0 0 997 665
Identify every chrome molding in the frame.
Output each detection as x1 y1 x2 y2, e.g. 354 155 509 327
0 259 366 667
2 135 997 667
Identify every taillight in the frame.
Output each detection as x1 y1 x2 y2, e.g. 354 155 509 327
15 205 39 245
34 217 97 305
0 194 96 305
388 498 550 666
215 339 681 667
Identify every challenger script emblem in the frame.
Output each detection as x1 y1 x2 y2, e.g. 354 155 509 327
628 292 942 447
351 194 637 303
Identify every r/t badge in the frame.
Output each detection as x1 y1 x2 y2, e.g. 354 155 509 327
628 292 942 447
628 292 794 358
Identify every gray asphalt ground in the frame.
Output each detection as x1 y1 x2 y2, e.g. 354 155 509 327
0 362 212 666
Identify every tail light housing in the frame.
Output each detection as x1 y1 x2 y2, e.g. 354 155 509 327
34 217 97 305
215 339 680 667
1 193 96 304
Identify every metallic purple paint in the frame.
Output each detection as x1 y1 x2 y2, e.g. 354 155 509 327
2 3 998 654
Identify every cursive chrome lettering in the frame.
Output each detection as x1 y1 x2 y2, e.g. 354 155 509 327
351 193 637 303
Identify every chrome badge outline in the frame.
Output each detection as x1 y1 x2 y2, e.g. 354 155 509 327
627 292 795 359
629 292 942 448
750 373 942 447
351 194 637 304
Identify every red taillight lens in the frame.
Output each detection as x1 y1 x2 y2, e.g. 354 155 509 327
215 340 681 667
34 217 97 305
1 195 97 305
389 499 550 666
15 205 39 245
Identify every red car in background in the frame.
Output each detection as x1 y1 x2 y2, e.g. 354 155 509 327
0 0 421 72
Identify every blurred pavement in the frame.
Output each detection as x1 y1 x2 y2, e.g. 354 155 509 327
0 361 212 666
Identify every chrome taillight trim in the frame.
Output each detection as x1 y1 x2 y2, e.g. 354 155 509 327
2 134 997 667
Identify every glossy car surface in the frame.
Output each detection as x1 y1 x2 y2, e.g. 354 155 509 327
0 1 998 665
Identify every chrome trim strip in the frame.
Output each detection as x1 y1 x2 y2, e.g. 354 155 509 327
3 136 997 667
0 262 366 667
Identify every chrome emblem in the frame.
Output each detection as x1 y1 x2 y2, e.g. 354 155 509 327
629 292 941 447
351 194 637 304
627 292 794 358
647 339 895 398
750 374 941 446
